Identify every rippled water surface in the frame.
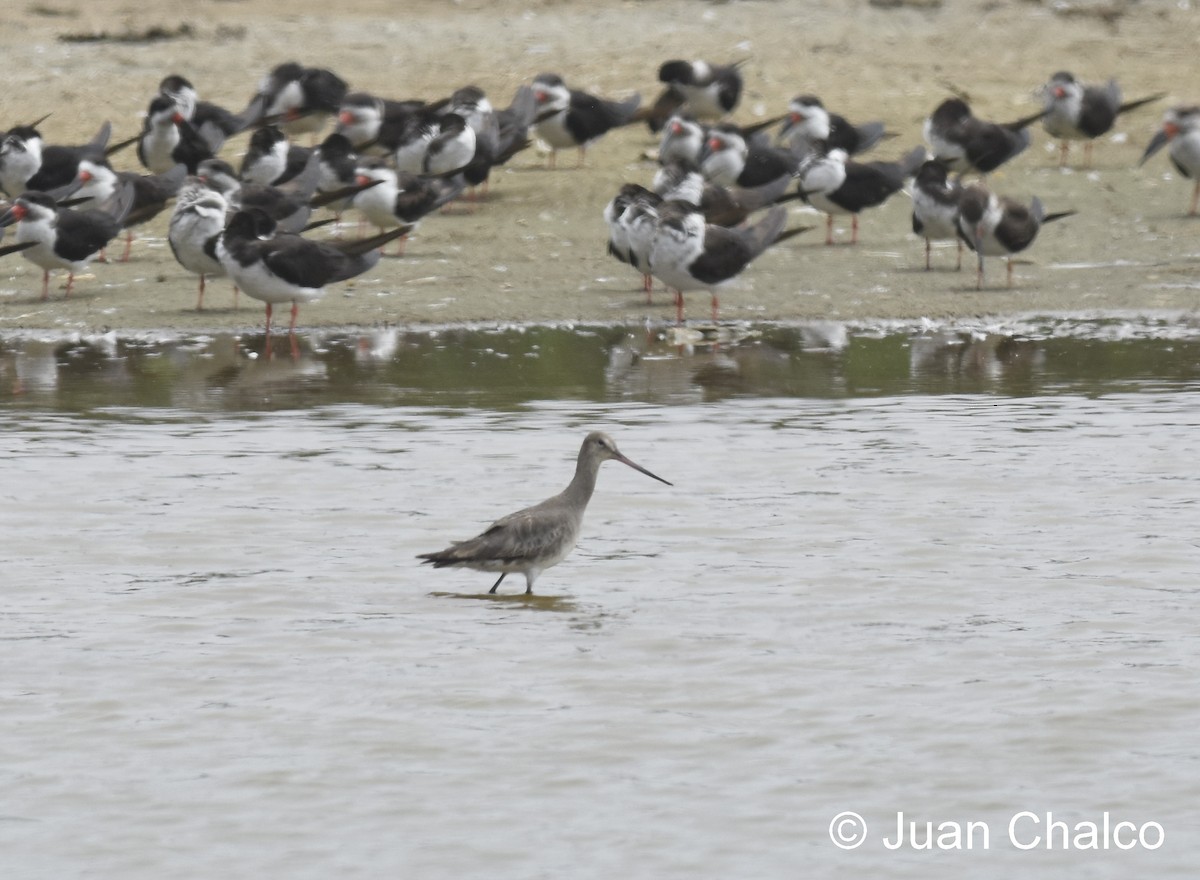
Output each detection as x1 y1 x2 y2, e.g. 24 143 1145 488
3 319 1199 878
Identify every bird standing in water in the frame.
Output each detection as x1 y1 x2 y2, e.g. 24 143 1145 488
418 432 672 595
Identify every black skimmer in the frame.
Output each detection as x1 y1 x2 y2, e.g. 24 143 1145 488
654 159 800 227
1140 105 1200 215
74 159 187 261
215 207 408 352
447 85 499 192
622 195 666 303
246 62 349 139
699 124 800 188
923 97 1045 176
418 431 671 596
603 183 662 299
391 104 444 174
335 91 429 155
194 158 243 202
422 112 477 177
0 120 116 197
1040 71 1164 167
383 106 478 182
651 158 705 202
313 133 361 221
239 125 312 186
910 159 965 270
956 185 1075 289
447 85 537 194
198 153 325 233
351 163 464 254
137 94 224 174
655 59 744 122
530 73 641 168
778 95 891 158
796 145 925 244
168 178 233 310
0 184 134 298
656 113 783 166
658 115 708 165
157 74 254 137
648 202 804 323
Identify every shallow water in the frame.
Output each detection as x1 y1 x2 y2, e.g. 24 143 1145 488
2 319 1199 878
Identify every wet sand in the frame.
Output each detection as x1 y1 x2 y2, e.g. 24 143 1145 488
1 0 1198 335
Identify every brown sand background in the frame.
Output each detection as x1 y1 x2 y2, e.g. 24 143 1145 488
1 0 1198 334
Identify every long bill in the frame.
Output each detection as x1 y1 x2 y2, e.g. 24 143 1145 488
615 453 673 486
1139 129 1171 167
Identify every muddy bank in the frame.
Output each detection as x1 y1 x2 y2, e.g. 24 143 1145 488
1 0 1198 335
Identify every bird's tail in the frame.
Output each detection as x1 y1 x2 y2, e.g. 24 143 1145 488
854 121 895 155
337 224 415 255
1043 209 1077 225
99 180 136 226
774 224 816 244
898 145 929 178
606 93 644 128
1030 197 1076 226
1118 93 1166 116
741 204 789 254
1003 108 1049 131
740 114 788 138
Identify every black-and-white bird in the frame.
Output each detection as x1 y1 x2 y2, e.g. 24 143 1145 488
74 159 187 261
215 207 409 350
623 193 666 303
239 125 312 186
0 120 115 197
0 184 134 298
391 104 445 174
198 152 325 232
649 202 803 323
796 145 925 245
1140 105 1200 216
530 73 641 168
924 97 1045 176
910 159 965 270
157 74 254 137
1040 71 1164 167
137 95 223 174
245 62 349 139
313 132 361 220
956 185 1075 289
447 84 535 194
655 59 743 122
699 125 800 188
603 183 662 298
352 163 464 254
168 178 234 311
778 95 891 158
418 432 671 596
657 115 708 166
335 91 429 155
654 159 800 228
422 112 477 177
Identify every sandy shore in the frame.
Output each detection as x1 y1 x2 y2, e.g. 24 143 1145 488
1 0 1198 335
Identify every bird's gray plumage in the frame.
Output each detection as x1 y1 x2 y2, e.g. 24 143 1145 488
418 432 671 594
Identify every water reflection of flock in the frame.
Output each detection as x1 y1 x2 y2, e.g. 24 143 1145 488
0 325 1060 406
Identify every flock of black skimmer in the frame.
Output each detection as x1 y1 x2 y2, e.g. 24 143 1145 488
0 58 1194 345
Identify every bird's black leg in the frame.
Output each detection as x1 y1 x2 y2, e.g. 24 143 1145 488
489 573 506 594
